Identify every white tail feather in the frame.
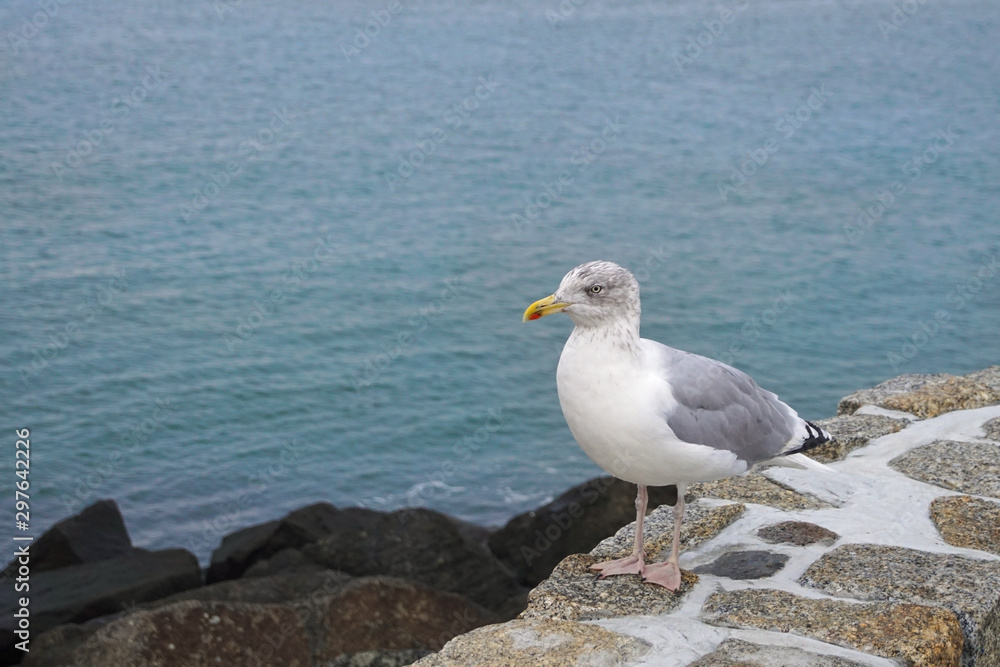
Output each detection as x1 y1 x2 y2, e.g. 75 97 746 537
763 453 836 473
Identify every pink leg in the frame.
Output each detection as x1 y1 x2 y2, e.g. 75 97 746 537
642 484 686 590
591 484 647 578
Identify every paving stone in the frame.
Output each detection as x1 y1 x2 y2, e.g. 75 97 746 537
810 414 906 462
516 552 698 621
799 544 1000 666
520 502 743 621
690 473 828 510
930 495 1000 556
757 521 839 547
688 637 871 667
837 373 953 416
882 377 1000 419
488 476 678 586
964 366 1000 394
889 440 1000 498
411 618 651 667
701 588 963 667
692 550 788 580
589 501 746 565
981 417 1000 442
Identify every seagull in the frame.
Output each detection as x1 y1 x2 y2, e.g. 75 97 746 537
523 260 831 590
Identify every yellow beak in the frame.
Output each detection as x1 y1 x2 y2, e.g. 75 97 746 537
523 294 570 322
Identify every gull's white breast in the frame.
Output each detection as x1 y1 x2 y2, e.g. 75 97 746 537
555 333 746 487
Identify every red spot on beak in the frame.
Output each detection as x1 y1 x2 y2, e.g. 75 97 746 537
529 312 541 320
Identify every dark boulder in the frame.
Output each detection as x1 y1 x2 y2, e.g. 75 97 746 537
303 508 525 615
207 503 380 583
24 599 312 667
2 499 134 577
150 568 352 608
488 476 678 585
24 578 488 667
1 548 200 665
305 576 493 660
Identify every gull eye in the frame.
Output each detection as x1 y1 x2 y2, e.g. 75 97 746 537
589 284 603 294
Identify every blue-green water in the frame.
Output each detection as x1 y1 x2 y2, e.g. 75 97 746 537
1 0 998 562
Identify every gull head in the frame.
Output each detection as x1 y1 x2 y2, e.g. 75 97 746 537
523 260 640 328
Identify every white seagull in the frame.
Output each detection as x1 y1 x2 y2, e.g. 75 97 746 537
523 260 831 590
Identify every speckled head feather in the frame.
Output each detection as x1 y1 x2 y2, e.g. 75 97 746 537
553 260 641 329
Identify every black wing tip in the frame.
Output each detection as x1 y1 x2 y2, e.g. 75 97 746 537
784 420 832 456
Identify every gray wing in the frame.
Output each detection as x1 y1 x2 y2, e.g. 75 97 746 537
646 340 804 464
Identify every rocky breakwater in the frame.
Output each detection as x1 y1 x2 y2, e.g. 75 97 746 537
3 469 681 665
417 366 1000 667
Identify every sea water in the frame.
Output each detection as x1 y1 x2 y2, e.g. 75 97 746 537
1 0 998 562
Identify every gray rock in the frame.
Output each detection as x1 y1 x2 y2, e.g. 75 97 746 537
810 414 906 462
692 550 789 580
889 440 1000 498
964 366 1000 393
1 548 200 665
322 650 432 667
688 638 871 667
700 589 962 667
982 416 1000 442
208 503 381 583
757 521 839 547
488 476 677 586
689 473 828 510
836 373 951 415
521 502 744 621
303 507 525 615
411 618 651 667
1 499 134 577
588 501 745 564
799 544 1000 666
839 374 1000 420
930 495 1000 556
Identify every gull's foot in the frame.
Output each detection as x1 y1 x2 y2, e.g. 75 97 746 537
590 554 644 578
641 561 682 590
